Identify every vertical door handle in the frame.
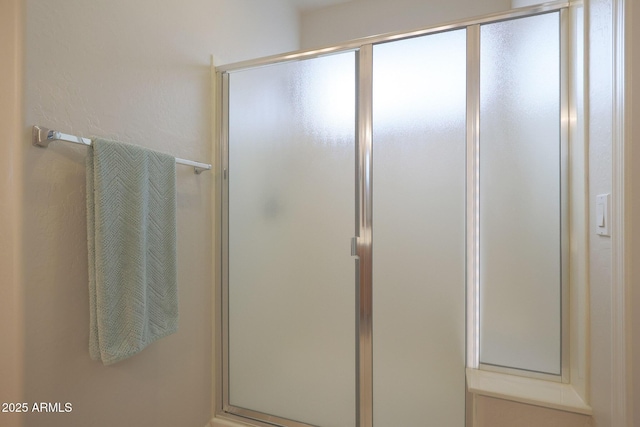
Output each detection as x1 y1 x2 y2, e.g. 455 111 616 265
351 237 359 257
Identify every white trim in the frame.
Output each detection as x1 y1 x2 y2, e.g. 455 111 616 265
610 0 632 426
210 418 252 427
567 0 589 404
465 23 481 371
210 416 273 427
466 368 592 415
210 54 220 423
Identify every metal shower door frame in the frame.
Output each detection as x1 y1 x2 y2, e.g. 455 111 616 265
215 2 569 427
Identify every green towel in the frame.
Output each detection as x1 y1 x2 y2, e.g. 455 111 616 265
87 138 178 365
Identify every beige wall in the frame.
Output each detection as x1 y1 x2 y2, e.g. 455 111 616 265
0 1 298 427
474 396 592 427
0 1 24 427
300 0 510 49
588 0 615 425
631 0 640 424
511 0 543 7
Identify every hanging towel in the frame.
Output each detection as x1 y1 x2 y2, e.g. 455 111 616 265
86 138 178 365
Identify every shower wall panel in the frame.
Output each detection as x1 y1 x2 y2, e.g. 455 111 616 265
371 29 467 427
479 12 561 375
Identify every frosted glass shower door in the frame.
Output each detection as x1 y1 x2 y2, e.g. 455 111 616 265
226 53 356 427
372 30 467 426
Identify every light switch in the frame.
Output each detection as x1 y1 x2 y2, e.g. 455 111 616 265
596 203 605 226
596 194 610 236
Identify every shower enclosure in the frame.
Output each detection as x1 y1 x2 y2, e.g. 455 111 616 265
217 4 565 427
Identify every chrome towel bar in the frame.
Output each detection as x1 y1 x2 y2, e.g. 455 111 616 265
32 126 212 174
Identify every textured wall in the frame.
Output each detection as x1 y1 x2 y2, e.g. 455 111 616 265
0 2 24 427
13 1 298 427
511 0 543 7
588 1 614 426
300 0 510 48
632 0 640 425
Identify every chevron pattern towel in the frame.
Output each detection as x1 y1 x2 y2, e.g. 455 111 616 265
87 138 178 365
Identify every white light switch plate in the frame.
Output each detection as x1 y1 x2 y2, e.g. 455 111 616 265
596 194 610 236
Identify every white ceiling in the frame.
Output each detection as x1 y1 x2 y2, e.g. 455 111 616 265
288 0 355 12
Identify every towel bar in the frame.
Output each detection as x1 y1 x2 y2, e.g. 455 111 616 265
32 126 212 174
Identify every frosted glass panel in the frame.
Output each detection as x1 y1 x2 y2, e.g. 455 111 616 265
372 30 466 427
227 53 356 427
479 12 561 375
